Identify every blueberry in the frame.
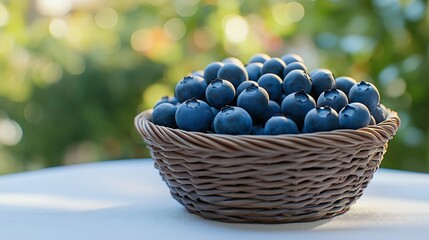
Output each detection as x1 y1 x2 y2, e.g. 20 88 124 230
203 62 224 85
151 103 178 128
317 89 348 112
251 125 265 135
245 62 263 81
154 96 179 109
248 53 271 64
349 81 380 111
192 70 204 78
255 100 281 124
283 69 312 95
222 57 244 67
258 73 283 102
236 80 259 96
310 69 335 98
213 106 252 135
370 104 388 123
211 107 220 116
281 53 304 65
237 84 269 116
283 62 308 77
264 115 299 135
339 102 371 129
261 57 286 78
174 75 207 103
335 76 357 96
205 79 235 108
175 98 214 132
281 90 316 129
217 63 248 89
369 116 376 125
303 107 339 133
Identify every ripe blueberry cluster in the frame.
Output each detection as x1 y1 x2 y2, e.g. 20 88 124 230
151 53 388 135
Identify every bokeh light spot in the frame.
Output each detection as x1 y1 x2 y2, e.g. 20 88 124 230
95 8 118 29
49 18 68 38
41 62 63 84
175 0 199 17
402 55 422 72
67 58 85 75
0 3 9 27
403 0 425 22
273 2 305 25
223 15 249 44
192 28 216 50
36 0 72 16
131 29 153 52
0 119 23 146
340 35 375 54
164 18 186 41
384 78 406 98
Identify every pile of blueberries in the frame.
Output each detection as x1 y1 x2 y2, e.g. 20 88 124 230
151 53 388 135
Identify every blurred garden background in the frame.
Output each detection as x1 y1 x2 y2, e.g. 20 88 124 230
0 0 427 174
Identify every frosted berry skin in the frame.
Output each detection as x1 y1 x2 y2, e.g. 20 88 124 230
281 53 304 65
264 115 299 135
236 81 259 97
349 81 380 111
151 103 178 128
258 73 283 102
154 96 179 109
339 102 371 129
260 57 286 78
283 69 312 95
309 69 336 98
317 89 349 113
303 107 339 133
237 84 269 116
255 100 281 125
248 53 271 64
245 62 263 81
205 79 236 108
192 70 204 78
203 62 224 85
222 57 244 67
335 76 357 96
174 75 207 103
371 104 388 123
283 62 308 78
175 98 214 132
281 90 316 129
213 106 252 135
217 63 248 89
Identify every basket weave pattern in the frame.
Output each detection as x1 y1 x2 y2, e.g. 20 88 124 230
135 109 400 223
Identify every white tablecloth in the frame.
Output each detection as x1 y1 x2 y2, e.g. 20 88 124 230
0 159 428 240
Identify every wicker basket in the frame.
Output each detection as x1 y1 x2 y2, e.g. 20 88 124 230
135 109 400 224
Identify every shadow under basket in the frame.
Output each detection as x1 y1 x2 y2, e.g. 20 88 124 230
135 109 400 224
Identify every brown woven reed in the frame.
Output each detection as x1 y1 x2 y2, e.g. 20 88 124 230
135 109 400 224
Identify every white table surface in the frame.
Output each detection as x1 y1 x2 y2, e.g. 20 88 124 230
0 159 428 240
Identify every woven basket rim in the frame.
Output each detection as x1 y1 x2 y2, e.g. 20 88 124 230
135 108 400 142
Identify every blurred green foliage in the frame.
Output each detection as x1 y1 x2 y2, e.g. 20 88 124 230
0 0 428 173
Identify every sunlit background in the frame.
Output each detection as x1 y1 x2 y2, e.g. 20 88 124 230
0 0 428 174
